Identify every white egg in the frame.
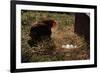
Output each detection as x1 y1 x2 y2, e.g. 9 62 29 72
62 45 66 48
70 44 74 48
74 45 77 48
66 44 70 48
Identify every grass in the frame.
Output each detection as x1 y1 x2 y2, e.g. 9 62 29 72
21 10 90 63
